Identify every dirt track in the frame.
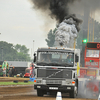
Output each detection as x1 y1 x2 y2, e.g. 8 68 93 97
0 77 30 82
0 85 97 100
0 77 98 100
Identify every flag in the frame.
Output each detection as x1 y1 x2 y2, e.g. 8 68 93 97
77 62 80 76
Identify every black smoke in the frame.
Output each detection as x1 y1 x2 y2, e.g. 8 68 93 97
49 0 75 23
30 0 82 32
30 0 100 32
30 0 75 22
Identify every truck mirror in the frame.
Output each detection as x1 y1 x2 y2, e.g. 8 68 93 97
33 53 36 63
75 55 78 62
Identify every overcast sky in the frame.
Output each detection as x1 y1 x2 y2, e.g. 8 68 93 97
1 0 100 58
0 0 56 58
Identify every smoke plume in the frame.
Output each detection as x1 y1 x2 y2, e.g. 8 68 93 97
30 0 82 31
30 0 75 22
69 0 100 20
54 16 78 48
30 0 100 24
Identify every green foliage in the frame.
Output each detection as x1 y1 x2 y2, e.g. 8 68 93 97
76 20 100 48
0 81 34 85
45 28 57 47
14 44 29 54
0 41 31 61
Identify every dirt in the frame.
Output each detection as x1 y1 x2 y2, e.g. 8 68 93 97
0 77 30 82
0 77 98 100
0 85 97 100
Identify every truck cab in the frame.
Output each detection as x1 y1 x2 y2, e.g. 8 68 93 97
33 47 80 98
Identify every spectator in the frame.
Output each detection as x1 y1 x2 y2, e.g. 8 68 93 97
3 66 6 77
12 66 16 77
6 66 9 77
8 68 12 77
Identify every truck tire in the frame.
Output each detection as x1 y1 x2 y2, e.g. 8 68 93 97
37 90 44 97
70 86 77 98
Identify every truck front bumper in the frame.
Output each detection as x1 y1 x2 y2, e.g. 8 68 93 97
34 84 74 91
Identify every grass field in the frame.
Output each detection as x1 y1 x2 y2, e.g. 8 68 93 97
0 81 34 85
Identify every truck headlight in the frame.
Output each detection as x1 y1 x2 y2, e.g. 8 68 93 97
62 80 72 85
66 81 72 85
36 80 42 83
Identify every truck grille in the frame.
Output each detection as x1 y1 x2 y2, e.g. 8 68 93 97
46 80 62 84
37 69 72 79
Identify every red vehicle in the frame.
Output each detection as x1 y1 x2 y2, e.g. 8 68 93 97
84 42 100 68
24 63 34 78
78 42 100 97
79 42 100 78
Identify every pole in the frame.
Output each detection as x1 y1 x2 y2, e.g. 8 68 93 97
33 40 35 55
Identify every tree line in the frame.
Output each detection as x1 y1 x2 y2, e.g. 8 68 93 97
0 41 31 61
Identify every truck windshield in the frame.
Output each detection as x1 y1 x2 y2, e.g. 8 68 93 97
86 50 99 57
37 51 74 67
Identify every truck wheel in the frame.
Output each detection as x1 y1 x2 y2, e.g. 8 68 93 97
37 90 43 97
70 86 77 98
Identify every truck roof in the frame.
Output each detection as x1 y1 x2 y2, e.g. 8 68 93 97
37 47 80 53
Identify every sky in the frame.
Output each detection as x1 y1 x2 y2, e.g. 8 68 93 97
0 0 56 58
1 0 100 59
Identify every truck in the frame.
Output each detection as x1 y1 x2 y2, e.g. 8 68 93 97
33 47 80 98
78 42 100 98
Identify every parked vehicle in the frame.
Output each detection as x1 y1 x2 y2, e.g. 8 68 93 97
24 63 34 78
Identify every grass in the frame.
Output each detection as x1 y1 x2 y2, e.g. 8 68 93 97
0 81 34 85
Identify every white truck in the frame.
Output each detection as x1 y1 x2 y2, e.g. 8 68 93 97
33 47 80 98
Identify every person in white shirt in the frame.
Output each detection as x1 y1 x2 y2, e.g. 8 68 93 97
3 66 6 77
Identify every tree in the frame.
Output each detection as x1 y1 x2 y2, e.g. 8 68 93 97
76 19 100 50
14 44 29 55
0 41 31 61
16 52 30 61
0 41 17 61
45 28 57 47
